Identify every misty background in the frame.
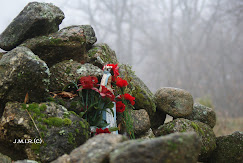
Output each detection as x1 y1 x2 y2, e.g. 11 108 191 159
1 0 242 117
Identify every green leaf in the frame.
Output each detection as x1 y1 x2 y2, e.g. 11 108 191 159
108 127 119 132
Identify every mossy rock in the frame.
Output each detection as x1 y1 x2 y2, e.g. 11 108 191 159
155 118 216 162
0 102 90 162
118 64 156 117
185 103 216 128
49 60 103 91
109 132 201 163
207 131 243 163
87 43 118 68
0 2 64 51
21 25 97 67
154 87 193 118
0 46 50 103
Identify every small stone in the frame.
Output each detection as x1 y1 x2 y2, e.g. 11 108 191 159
185 103 216 128
87 43 118 68
130 109 151 137
0 153 11 163
0 2 64 51
155 87 193 118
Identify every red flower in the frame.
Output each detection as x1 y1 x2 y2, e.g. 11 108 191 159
116 101 126 113
95 128 111 135
104 64 119 81
78 76 98 90
123 93 135 105
99 85 115 101
116 77 128 88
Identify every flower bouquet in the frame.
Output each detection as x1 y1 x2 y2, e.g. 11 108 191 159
75 64 135 138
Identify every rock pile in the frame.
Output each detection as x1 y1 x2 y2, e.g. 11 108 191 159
0 2 241 163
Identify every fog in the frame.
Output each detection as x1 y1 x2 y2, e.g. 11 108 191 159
1 0 242 117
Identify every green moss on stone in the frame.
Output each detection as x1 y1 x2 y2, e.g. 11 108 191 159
63 118 72 126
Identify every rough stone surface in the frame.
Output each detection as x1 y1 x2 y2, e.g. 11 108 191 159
49 60 103 91
87 43 118 68
21 25 97 67
110 132 201 163
0 102 90 162
15 160 38 163
208 131 243 163
130 109 151 137
119 64 156 119
139 128 155 139
155 87 193 118
51 134 128 163
0 153 11 163
155 118 216 161
185 103 216 128
0 46 50 102
0 2 64 51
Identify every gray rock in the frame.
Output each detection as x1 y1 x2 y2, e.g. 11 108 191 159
0 153 11 163
155 87 193 118
119 64 156 119
110 132 201 163
155 118 216 161
49 60 103 91
21 25 97 67
51 134 128 163
0 46 50 102
208 131 243 163
185 103 216 128
0 102 90 163
0 2 64 51
130 109 151 137
139 128 155 139
87 43 118 68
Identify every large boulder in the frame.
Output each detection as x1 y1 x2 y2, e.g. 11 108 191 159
110 132 201 163
0 46 50 103
21 25 97 67
119 64 156 121
208 131 243 163
87 43 118 68
51 134 127 163
155 118 216 161
185 103 216 128
49 60 103 91
155 87 193 118
0 2 64 51
0 102 90 162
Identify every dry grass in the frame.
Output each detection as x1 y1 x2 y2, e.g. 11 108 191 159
214 115 243 137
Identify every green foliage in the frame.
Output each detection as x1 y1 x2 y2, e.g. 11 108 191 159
196 95 214 108
44 117 63 127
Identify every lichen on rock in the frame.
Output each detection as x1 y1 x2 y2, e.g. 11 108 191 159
0 46 50 103
0 2 64 51
155 118 216 162
0 102 90 162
